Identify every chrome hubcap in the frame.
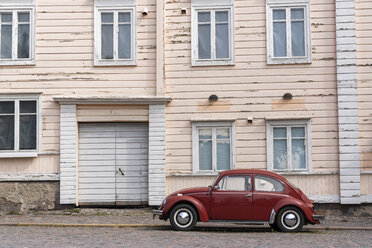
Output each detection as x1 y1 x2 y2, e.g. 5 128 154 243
284 213 298 227
176 211 190 225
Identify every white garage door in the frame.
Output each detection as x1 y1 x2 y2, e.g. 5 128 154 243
78 123 149 205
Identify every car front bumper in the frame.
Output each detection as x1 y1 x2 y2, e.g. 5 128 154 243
153 209 163 220
312 214 325 221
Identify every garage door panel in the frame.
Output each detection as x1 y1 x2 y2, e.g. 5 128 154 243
78 122 148 206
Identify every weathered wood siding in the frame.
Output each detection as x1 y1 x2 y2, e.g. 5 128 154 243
0 0 156 174
356 0 372 173
164 0 339 188
77 105 149 122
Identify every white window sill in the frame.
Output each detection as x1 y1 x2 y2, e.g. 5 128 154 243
0 60 36 66
94 60 136 66
192 60 235 67
267 57 312 65
0 152 38 158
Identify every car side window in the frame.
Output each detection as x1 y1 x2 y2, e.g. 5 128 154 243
217 176 251 191
254 175 284 192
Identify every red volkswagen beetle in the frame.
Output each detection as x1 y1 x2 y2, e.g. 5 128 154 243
153 169 324 232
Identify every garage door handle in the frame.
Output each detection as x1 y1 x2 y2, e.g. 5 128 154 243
118 168 125 176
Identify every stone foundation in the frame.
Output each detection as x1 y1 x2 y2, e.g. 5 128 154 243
0 182 59 213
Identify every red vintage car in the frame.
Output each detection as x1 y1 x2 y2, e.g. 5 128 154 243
153 169 324 232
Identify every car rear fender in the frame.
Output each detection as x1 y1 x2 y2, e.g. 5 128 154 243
164 195 209 222
273 198 315 224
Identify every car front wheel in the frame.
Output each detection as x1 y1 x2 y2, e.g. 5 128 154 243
169 204 197 231
276 206 304 232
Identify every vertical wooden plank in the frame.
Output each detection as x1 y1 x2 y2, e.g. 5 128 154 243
148 104 166 205
335 0 361 205
59 104 77 205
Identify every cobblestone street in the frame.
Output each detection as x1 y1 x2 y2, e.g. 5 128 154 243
0 225 371 248
0 208 371 247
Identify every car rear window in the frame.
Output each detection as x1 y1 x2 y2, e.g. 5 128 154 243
254 175 284 192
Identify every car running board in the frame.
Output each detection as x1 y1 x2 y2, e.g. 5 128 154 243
209 220 269 225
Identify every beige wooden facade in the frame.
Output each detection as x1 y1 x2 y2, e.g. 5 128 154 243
0 0 370 207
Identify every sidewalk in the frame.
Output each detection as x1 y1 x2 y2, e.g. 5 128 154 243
0 208 371 231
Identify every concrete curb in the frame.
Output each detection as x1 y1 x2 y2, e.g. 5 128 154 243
0 223 371 231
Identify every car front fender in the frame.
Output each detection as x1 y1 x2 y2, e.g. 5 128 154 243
163 195 209 222
273 198 316 224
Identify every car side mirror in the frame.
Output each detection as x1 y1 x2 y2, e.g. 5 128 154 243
214 185 220 190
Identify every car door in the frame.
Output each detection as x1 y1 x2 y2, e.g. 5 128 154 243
252 174 287 221
209 174 253 220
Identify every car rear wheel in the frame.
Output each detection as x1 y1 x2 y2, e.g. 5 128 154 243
169 204 197 231
276 206 304 232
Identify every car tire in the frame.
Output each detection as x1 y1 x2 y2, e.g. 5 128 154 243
169 204 197 231
269 223 280 232
276 206 304 232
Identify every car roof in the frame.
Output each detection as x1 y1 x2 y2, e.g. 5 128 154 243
219 169 288 182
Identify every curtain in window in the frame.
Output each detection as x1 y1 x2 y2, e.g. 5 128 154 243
1 13 12 59
198 12 211 59
18 12 30 59
118 12 131 59
101 13 114 59
0 101 15 150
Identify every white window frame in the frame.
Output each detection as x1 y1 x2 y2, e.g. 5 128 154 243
0 94 42 158
266 119 312 173
192 122 236 175
266 0 311 64
0 6 35 65
94 3 136 66
191 4 235 66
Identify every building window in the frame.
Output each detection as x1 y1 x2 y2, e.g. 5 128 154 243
0 95 41 157
192 122 235 174
266 0 311 64
94 6 136 66
191 4 234 66
0 9 35 65
266 120 311 172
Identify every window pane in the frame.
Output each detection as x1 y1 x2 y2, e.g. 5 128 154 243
273 127 286 138
20 101 36 113
198 12 210 22
216 23 229 58
224 176 246 191
119 13 131 22
291 21 305 56
291 127 305 138
1 24 12 59
217 128 229 139
292 139 306 169
254 175 284 192
216 11 228 22
18 12 30 22
217 140 230 170
273 22 286 57
20 115 37 150
199 140 212 170
0 116 14 150
18 24 30 58
199 129 211 139
0 101 14 114
198 24 211 59
274 139 287 170
101 24 114 59
118 24 131 59
101 13 113 23
1 13 12 22
273 9 285 20
291 8 304 20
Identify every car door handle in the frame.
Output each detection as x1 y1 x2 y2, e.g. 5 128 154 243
244 194 252 198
